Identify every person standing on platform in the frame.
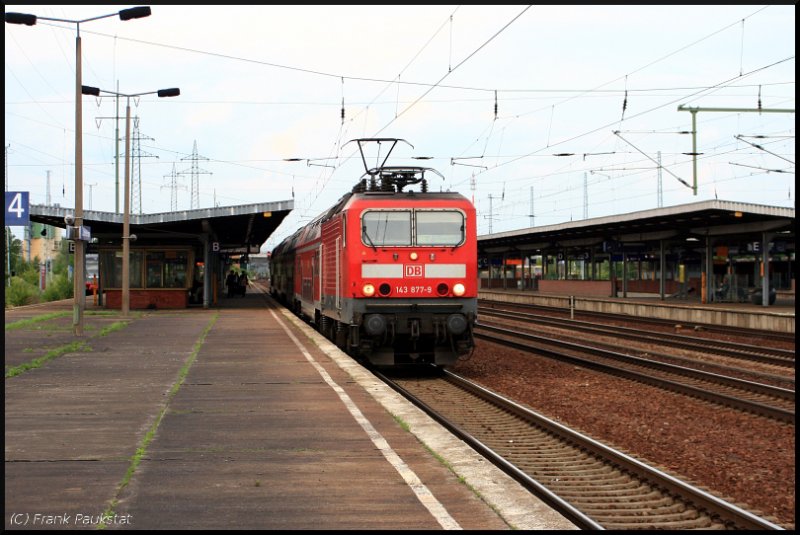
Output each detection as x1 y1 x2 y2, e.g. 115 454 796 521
238 270 249 297
226 269 238 298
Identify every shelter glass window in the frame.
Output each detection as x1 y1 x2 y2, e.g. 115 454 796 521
163 251 189 288
100 250 143 288
146 252 165 288
144 251 190 288
416 210 464 246
362 210 412 246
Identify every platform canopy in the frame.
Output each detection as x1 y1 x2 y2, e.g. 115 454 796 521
29 200 293 255
478 200 795 253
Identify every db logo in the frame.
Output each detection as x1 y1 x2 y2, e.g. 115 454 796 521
404 264 423 277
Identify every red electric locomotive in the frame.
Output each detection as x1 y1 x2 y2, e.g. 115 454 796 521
270 139 477 367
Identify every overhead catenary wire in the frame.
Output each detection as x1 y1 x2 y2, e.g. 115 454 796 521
372 5 532 137
472 56 794 179
275 5 533 240
453 5 788 200
5 6 793 240
613 131 692 190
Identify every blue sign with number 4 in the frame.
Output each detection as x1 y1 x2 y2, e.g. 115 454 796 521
5 192 30 226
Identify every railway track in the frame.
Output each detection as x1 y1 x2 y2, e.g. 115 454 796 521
479 298 796 344
477 315 794 391
478 306 795 368
378 368 786 530
474 324 795 424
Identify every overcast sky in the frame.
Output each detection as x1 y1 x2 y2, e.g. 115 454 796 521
4 5 795 250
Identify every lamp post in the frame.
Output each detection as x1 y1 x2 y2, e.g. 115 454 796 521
6 7 151 335
82 86 180 316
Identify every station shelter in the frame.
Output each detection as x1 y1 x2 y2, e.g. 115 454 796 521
29 201 293 309
478 200 795 306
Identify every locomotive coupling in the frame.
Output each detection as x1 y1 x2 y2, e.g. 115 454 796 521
364 312 469 337
364 314 387 336
446 313 468 336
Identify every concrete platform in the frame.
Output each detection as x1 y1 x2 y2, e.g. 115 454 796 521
479 289 795 334
5 288 576 530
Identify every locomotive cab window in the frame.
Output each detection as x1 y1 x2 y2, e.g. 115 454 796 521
362 209 465 247
362 210 412 246
416 210 464 246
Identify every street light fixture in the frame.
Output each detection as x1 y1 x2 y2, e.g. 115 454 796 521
5 7 151 335
82 86 180 316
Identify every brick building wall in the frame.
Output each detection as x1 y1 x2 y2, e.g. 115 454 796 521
104 289 187 309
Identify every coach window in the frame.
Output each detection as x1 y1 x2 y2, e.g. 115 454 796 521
416 210 464 246
362 210 412 246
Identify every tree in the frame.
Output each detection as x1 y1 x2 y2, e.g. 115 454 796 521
5 227 74 305
43 239 73 300
4 227 24 284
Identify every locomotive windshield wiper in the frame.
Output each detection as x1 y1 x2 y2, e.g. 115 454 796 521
362 226 377 251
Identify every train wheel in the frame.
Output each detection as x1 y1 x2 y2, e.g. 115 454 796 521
334 321 347 349
323 316 334 341
316 311 324 336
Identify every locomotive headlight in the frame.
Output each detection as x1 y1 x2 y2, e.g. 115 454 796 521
362 283 376 297
409 251 418 261
453 283 466 297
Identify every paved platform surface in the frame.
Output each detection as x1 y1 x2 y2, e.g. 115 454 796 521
480 287 796 313
5 287 576 530
479 287 795 334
